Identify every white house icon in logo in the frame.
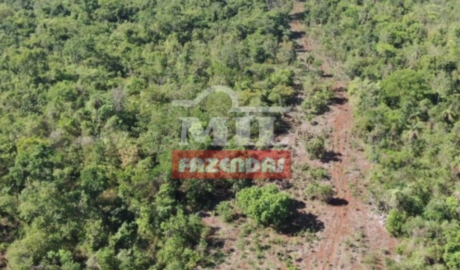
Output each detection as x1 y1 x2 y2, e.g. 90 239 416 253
172 86 291 147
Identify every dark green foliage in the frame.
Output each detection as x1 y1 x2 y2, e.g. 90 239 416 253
80 165 108 198
423 197 459 222
444 224 460 269
385 209 407 237
236 185 291 227
0 0 296 268
304 0 460 267
380 69 432 109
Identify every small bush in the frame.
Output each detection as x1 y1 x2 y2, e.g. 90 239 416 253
302 86 334 115
216 201 235 223
385 209 407 237
306 136 326 159
362 253 379 269
309 167 329 180
305 183 335 202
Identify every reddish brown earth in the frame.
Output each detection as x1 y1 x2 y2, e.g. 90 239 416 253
301 89 398 270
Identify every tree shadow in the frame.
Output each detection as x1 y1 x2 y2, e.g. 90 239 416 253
290 11 306 21
288 84 305 106
327 197 349 207
208 234 225 249
291 30 306 40
279 211 325 235
334 86 348 93
328 97 348 106
194 179 243 211
274 115 294 138
202 233 227 269
198 211 211 218
295 46 307 53
278 199 325 235
320 73 334 78
292 199 306 209
320 151 342 163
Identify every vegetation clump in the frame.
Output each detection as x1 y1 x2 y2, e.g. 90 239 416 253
305 182 335 203
236 185 291 227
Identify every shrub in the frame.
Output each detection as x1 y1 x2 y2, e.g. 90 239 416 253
443 224 460 269
309 167 329 180
306 136 326 159
216 201 235 223
305 182 335 202
385 209 407 237
302 86 333 115
236 185 291 227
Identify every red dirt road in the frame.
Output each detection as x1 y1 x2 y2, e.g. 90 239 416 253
290 2 398 269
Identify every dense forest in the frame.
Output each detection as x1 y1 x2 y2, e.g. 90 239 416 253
303 0 460 269
1 0 460 269
0 0 297 269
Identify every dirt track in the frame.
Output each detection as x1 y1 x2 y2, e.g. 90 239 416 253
202 2 397 269
289 1 398 269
